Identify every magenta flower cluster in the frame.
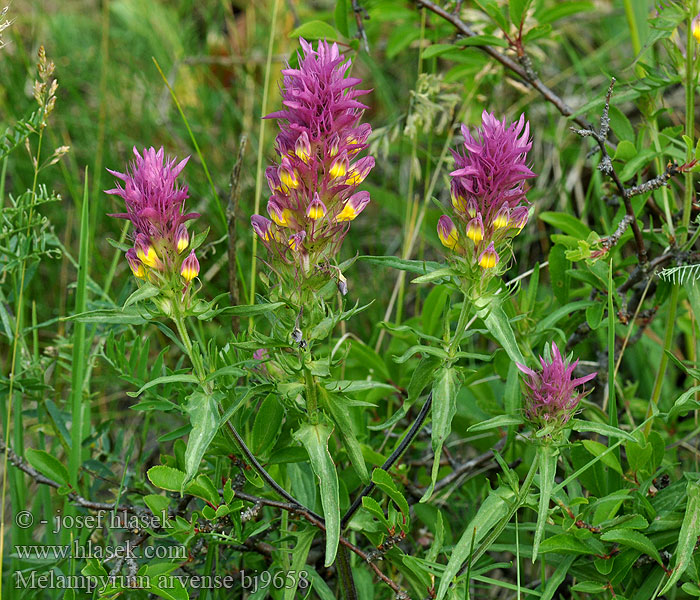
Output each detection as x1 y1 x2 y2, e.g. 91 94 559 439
107 147 200 286
517 342 597 427
438 111 535 271
250 39 374 280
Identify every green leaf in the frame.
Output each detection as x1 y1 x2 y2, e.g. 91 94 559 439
26 448 70 486
362 497 391 529
183 392 220 491
372 469 410 519
536 1 593 24
600 529 662 565
538 532 596 555
294 422 340 566
509 0 531 25
659 481 700 595
613 139 637 161
290 20 338 40
422 44 458 59
467 414 523 432
540 212 593 239
185 473 220 506
548 245 570 305
358 255 442 275
123 283 160 309
666 384 700 422
582 440 623 474
535 300 596 332
334 0 349 37
323 390 369 483
455 34 508 48
571 420 636 442
148 466 186 492
126 374 198 398
435 486 517 600
533 445 558 562
480 303 525 364
422 367 458 502
251 394 285 457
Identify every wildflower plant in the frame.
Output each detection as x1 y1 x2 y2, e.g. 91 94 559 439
437 111 535 295
251 38 374 303
107 147 207 316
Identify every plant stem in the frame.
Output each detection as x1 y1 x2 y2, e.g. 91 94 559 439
304 366 318 423
248 0 280 332
448 294 471 356
646 3 696 434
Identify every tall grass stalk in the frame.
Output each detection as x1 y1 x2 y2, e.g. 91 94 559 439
69 170 90 492
646 2 696 434
248 0 280 331
0 116 45 600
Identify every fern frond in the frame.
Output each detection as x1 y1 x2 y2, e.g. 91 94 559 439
659 264 700 286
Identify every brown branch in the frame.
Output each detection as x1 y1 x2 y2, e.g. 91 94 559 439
571 78 648 265
227 135 247 333
1 440 411 599
414 0 597 132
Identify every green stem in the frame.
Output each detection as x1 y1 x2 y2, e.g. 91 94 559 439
304 366 319 423
448 293 470 356
646 3 696 434
607 260 620 489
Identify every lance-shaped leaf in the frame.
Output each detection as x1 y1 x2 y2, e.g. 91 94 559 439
659 480 700 595
532 444 558 562
182 391 219 492
322 389 369 483
435 486 517 600
421 367 458 502
294 421 340 566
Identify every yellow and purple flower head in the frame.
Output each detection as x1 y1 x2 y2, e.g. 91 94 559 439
251 39 374 285
107 147 200 288
517 342 596 429
438 111 535 274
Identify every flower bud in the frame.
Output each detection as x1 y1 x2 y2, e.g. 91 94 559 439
336 191 370 222
267 199 291 227
294 131 312 163
492 206 510 230
329 154 349 180
478 242 499 269
345 156 374 186
451 185 467 213
176 225 189 253
288 231 306 251
135 234 160 268
511 206 529 230
465 215 484 243
306 193 327 220
278 157 299 190
517 342 597 427
251 215 273 241
693 13 700 44
180 251 200 282
437 215 459 249
126 248 145 279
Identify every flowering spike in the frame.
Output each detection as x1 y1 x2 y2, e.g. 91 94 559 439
437 215 459 249
336 191 370 222
517 342 597 427
466 214 484 243
251 215 273 241
180 251 200 283
176 225 189 253
307 194 327 220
